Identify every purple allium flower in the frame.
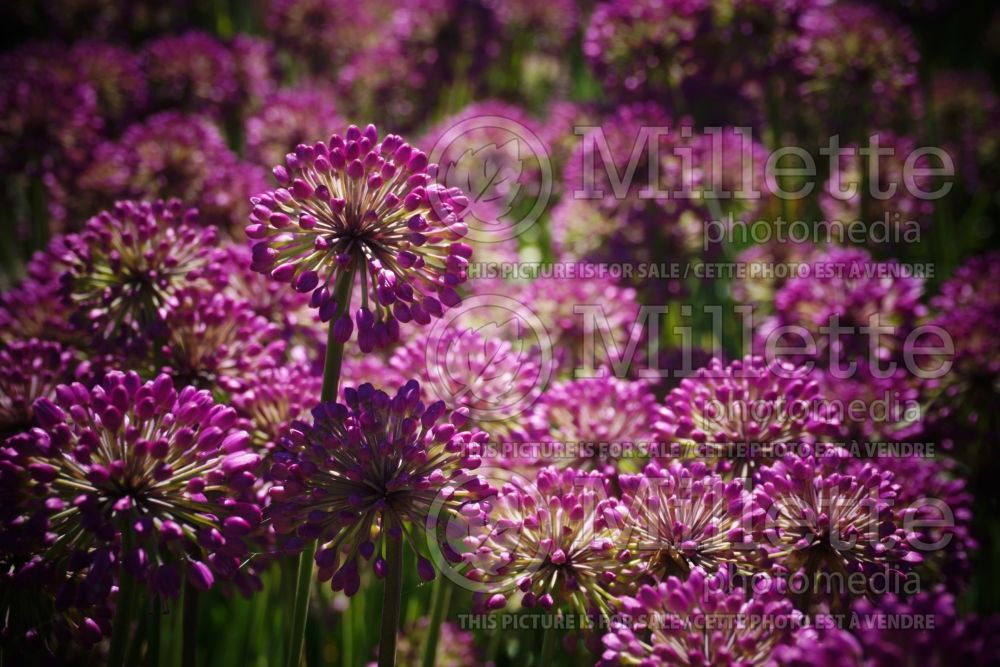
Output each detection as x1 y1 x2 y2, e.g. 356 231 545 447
232 363 321 453
655 356 841 476
0 339 74 436
419 101 547 231
598 568 837 666
57 199 226 351
4 371 264 599
268 380 494 595
753 454 922 606
819 133 935 233
388 324 545 436
792 4 920 138
141 31 238 115
0 275 76 346
245 86 344 168
0 46 103 174
729 241 818 309
511 377 660 473
539 101 597 188
265 0 377 75
155 288 286 395
464 466 634 615
924 251 1000 432
617 460 755 579
758 247 927 440
484 0 577 51
849 587 1000 665
929 70 1000 193
69 112 253 231
230 36 278 112
246 124 472 352
69 41 147 128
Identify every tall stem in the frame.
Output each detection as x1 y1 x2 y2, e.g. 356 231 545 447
146 596 161 667
286 267 356 667
538 623 557 667
182 583 199 667
419 577 452 667
108 536 137 667
377 534 404 667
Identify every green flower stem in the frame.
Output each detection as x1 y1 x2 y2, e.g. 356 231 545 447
419 577 453 667
182 582 199 667
377 532 405 667
147 596 161 667
286 267 356 667
108 533 138 667
538 621 557 667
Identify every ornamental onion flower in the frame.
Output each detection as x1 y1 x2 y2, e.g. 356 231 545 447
141 31 238 115
245 85 344 168
464 466 635 616
247 123 472 352
617 461 755 579
231 363 321 453
753 454 922 608
3 371 264 599
0 339 74 436
368 618 481 667
268 380 494 595
57 199 226 352
599 568 860 666
655 356 841 477
511 376 660 473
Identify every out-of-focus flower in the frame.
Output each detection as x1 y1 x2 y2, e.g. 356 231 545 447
245 85 344 168
4 371 264 599
57 199 226 352
155 288 286 395
70 41 147 128
268 380 494 595
230 35 278 112
485 0 577 53
0 276 76 346
929 70 1000 194
511 377 660 473
389 324 545 436
753 454 921 608
0 339 74 437
757 247 927 440
266 0 377 75
141 31 238 115
69 112 254 231
849 588 1000 665
791 4 920 139
232 363 320 453
819 132 935 233
730 241 818 309
246 124 472 352
617 461 755 579
368 617 482 667
655 356 841 476
464 466 634 616
598 568 855 666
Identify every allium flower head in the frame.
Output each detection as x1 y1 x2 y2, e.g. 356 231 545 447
247 124 472 352
4 371 264 599
753 454 921 605
389 324 545 436
232 363 321 452
512 377 660 473
57 199 226 350
0 339 74 436
464 466 634 615
268 380 494 595
617 461 754 579
599 568 818 666
141 31 238 115
369 618 481 667
70 41 147 128
656 356 841 476
266 0 376 74
245 85 344 168
155 288 286 395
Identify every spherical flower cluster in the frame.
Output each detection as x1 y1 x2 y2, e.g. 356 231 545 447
598 568 824 666
268 381 494 595
265 0 376 75
512 377 660 473
389 324 545 436
730 240 818 309
155 288 286 395
617 461 755 579
0 274 75 346
245 85 344 168
57 199 226 351
230 35 278 111
464 466 634 616
758 247 927 440
753 454 922 605
930 70 1000 193
0 339 74 436
70 41 148 128
485 0 577 52
231 363 321 452
792 4 920 138
419 101 548 232
141 31 238 115
819 132 935 231
656 356 841 476
370 618 481 667
3 371 264 599
247 124 472 352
